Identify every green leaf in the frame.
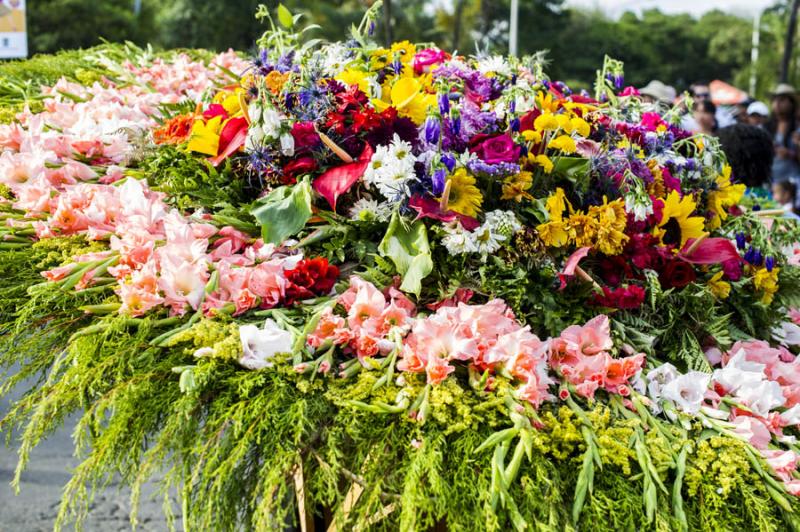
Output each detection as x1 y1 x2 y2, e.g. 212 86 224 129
555 157 591 191
251 178 312 245
277 4 294 28
378 213 433 297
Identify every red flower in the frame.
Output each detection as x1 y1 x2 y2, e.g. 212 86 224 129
284 257 340 305
291 122 321 151
592 285 645 309
469 133 521 164
282 156 318 184
660 260 696 289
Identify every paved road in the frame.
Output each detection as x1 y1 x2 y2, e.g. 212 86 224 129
0 371 178 531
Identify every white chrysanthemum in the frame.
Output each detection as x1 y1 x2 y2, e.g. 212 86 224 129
477 55 513 77
472 224 503 256
362 136 418 200
349 197 392 222
442 221 478 255
483 210 522 238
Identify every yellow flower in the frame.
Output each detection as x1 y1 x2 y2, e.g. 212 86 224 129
521 130 542 144
654 191 706 248
530 154 553 173
568 212 598 247
570 116 591 137
545 187 571 221
444 168 483 217
390 40 417 62
707 165 745 230
588 198 629 255
336 69 372 96
548 135 577 154
369 48 391 70
557 114 574 133
534 112 559 132
537 220 571 248
213 88 245 116
502 171 533 202
753 267 780 305
372 77 436 124
187 115 223 156
264 71 290 95
536 91 560 113
708 271 731 299
695 138 705 151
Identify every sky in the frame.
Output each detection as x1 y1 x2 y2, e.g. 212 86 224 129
565 0 777 18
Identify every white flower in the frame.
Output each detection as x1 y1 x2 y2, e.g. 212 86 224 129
781 404 800 426
280 133 295 156
712 348 765 394
362 135 417 200
734 380 786 417
320 43 352 76
646 363 678 402
773 321 800 347
442 221 478 255
472 224 503 256
260 107 283 140
349 197 392 222
660 371 710 415
238 319 294 370
625 194 653 222
477 55 512 77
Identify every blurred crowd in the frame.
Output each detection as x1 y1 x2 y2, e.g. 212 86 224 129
638 80 800 214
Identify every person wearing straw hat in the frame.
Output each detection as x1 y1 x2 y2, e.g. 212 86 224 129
767 83 800 185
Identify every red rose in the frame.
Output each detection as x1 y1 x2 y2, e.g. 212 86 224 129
659 260 696 289
469 133 521 164
290 122 320 151
592 285 645 309
282 156 318 182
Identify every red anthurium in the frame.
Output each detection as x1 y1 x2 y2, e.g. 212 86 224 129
407 195 480 231
203 103 229 120
558 246 591 290
678 237 741 265
313 144 374 212
209 117 248 166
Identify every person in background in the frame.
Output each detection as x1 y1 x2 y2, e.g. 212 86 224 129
717 124 774 192
639 80 676 107
692 99 717 136
767 84 800 183
734 99 752 124
747 101 770 128
772 180 797 214
690 82 735 128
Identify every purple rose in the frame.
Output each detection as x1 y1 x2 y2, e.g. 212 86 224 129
469 133 521 164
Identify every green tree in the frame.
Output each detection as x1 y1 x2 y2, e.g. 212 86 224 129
27 0 157 54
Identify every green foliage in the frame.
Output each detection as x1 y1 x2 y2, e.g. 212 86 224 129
251 178 313 245
378 213 433 297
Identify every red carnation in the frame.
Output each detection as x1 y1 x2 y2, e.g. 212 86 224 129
284 258 340 305
291 122 320 151
592 285 645 309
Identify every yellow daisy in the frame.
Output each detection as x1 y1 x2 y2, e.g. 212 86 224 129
444 168 483 217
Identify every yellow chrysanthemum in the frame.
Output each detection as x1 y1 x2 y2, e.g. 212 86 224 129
530 154 554 173
444 168 483 217
556 114 574 133
372 77 436 124
588 197 629 255
654 191 706 248
545 187 571 221
753 267 779 305
568 212 599 248
521 129 542 144
571 116 591 137
707 165 745 230
501 171 533 202
708 271 731 299
534 112 560 132
548 135 577 154
537 220 571 248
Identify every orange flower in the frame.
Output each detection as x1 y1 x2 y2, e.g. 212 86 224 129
153 113 195 145
265 71 290 95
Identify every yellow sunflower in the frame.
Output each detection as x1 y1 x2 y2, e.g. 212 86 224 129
443 168 483 217
654 191 706 248
706 165 745 230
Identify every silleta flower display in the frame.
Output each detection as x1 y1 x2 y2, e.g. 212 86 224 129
4 5 800 531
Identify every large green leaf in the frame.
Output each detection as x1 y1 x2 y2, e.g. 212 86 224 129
378 213 433 297
251 178 313 245
555 157 591 191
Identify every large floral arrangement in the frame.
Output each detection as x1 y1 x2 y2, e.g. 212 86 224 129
4 5 800 531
